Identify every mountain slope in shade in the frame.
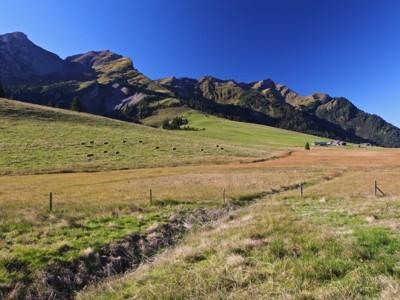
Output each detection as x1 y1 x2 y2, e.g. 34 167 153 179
1 32 400 147
0 32 88 82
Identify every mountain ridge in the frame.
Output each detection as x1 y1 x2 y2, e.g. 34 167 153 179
1 31 399 147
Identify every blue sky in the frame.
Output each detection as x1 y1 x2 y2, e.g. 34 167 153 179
2 0 400 125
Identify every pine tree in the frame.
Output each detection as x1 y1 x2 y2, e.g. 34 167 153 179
71 97 83 112
305 141 310 150
0 82 6 98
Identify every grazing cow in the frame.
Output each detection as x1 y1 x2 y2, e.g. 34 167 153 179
87 154 94 157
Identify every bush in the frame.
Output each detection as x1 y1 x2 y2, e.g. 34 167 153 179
305 142 310 150
162 116 188 130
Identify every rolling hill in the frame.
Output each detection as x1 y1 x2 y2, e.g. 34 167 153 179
0 98 324 175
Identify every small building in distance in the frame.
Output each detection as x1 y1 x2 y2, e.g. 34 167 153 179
330 140 347 146
312 140 347 147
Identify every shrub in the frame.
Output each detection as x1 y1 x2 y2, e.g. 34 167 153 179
305 142 310 150
162 116 188 130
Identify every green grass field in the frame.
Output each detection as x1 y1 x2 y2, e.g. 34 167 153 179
0 98 331 295
144 107 328 149
0 100 323 175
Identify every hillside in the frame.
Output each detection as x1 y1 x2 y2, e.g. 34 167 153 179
0 98 322 175
1 32 400 147
160 76 400 147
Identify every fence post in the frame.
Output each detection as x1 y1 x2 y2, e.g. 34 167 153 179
374 180 385 197
149 188 153 204
300 183 304 197
49 192 53 211
223 188 226 205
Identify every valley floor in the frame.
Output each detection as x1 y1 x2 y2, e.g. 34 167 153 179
2 147 400 298
77 148 400 299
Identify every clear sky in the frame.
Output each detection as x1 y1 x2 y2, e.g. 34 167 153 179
2 0 400 125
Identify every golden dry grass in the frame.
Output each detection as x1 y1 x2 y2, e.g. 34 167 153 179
79 147 400 300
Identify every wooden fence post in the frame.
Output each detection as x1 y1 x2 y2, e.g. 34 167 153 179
300 183 304 197
49 192 53 211
374 180 385 197
223 188 226 205
149 188 153 204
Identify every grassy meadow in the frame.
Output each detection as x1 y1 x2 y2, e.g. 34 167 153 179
0 100 322 175
144 107 329 149
80 160 400 300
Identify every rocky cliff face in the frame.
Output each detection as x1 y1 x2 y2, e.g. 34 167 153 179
1 32 399 147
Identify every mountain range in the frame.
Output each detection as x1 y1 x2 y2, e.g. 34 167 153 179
1 31 400 147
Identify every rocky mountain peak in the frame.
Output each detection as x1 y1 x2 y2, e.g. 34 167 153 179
0 32 68 81
251 78 275 90
0 32 29 43
66 50 124 69
311 92 332 103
